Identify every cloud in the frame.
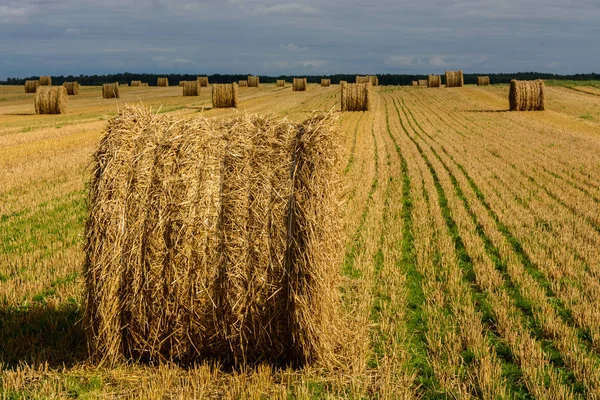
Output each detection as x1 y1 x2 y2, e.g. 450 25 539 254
280 43 308 52
253 3 319 16
65 28 88 36
0 5 35 23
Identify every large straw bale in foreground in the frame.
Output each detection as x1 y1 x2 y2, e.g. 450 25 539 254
293 78 307 91
427 75 441 88
212 83 238 108
183 80 200 96
63 81 80 95
35 86 68 114
39 76 52 86
445 70 464 87
102 83 120 99
197 76 209 87
25 80 40 93
84 105 343 367
477 76 490 86
509 80 545 111
157 77 169 87
341 82 370 111
248 75 259 87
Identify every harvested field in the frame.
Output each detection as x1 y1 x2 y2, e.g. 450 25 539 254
3 81 600 398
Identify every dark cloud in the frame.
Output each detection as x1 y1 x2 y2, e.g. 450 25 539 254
0 0 598 79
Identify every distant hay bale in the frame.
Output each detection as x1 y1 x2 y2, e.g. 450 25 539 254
418 80 428 87
356 75 378 86
102 83 120 99
121 83 129 87
34 86 67 114
427 75 441 88
212 83 238 108
509 80 545 111
339 80 347 85
62 81 80 95
477 76 490 86
157 77 169 87
131 81 142 87
183 80 200 96
445 70 464 87
179 81 185 87
248 76 260 88
141 83 149 87
39 76 52 86
276 80 285 87
411 81 418 86
321 79 331 87
24 80 40 93
293 78 307 91
341 82 370 111
198 76 209 87
239 80 248 87
83 105 343 367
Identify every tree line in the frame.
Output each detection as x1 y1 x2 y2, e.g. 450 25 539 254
2 72 599 86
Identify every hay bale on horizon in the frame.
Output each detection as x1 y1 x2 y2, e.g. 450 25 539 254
39 76 52 86
276 80 285 87
25 80 40 93
131 80 142 87
445 70 464 87
293 78 307 91
83 105 343 367
321 79 331 87
102 83 120 99
239 80 248 87
121 83 129 87
418 80 428 87
356 75 378 86
341 82 370 111
157 77 169 87
179 81 185 87
212 83 238 108
427 75 441 88
411 81 418 86
62 81 80 95
477 76 490 86
248 76 259 88
198 76 209 87
509 80 545 111
35 86 67 114
141 82 149 87
183 80 200 96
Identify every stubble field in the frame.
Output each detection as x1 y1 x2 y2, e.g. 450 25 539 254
1 81 600 399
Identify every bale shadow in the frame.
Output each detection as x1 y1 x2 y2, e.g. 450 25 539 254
0 302 87 368
4 113 36 116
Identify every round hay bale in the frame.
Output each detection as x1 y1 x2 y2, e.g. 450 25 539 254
509 80 545 111
141 82 149 87
276 80 285 87
418 79 428 87
239 80 248 87
62 81 80 95
411 81 418 86
34 86 68 114
427 75 441 88
183 80 200 96
102 83 120 99
197 76 209 87
84 105 343 367
179 81 185 87
248 76 260 88
39 76 52 86
212 83 238 108
341 82 370 111
131 80 142 87
339 80 347 85
293 78 307 92
445 70 464 87
321 79 331 87
157 77 169 87
355 75 378 86
24 80 40 94
477 76 490 86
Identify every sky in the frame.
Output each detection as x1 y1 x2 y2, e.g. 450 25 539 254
0 0 598 79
